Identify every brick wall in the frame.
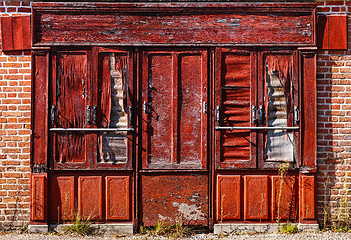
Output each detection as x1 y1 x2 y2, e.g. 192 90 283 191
0 0 351 230
315 0 351 228
0 1 31 230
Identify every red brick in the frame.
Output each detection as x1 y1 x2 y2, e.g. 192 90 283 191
5 2 20 6
325 1 345 5
317 7 331 12
6 7 17 12
17 8 31 13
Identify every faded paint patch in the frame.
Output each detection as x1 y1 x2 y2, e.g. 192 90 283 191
172 202 205 221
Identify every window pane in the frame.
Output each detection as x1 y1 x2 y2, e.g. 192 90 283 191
265 55 294 162
98 53 128 163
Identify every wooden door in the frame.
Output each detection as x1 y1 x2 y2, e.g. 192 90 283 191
215 49 257 169
140 49 209 226
48 48 134 223
50 48 134 170
141 49 208 170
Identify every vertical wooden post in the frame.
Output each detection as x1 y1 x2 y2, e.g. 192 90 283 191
30 48 50 230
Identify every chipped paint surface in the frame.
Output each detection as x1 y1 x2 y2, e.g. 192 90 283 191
142 50 207 169
172 202 205 221
31 2 317 228
33 4 314 46
141 174 208 226
55 52 87 164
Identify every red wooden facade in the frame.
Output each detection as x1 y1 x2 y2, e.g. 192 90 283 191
30 2 317 229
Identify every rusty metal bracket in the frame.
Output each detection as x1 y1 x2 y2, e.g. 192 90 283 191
31 164 48 173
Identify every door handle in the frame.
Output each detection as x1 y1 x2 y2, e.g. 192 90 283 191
203 102 207 114
92 105 97 125
294 106 300 125
252 105 257 124
86 105 91 124
51 105 55 125
258 105 265 125
143 101 148 114
215 105 220 125
128 105 133 126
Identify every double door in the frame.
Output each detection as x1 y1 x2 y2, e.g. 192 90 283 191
215 49 300 170
47 47 304 226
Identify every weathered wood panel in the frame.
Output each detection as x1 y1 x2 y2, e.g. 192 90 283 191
317 15 329 50
1 16 31 51
271 176 297 221
31 174 47 221
78 176 102 220
143 52 173 168
178 53 207 168
244 175 269 220
1 17 13 51
50 176 75 221
51 50 90 169
318 15 347 50
328 15 347 50
141 174 208 226
31 50 49 168
106 176 131 220
142 50 207 169
301 52 316 171
300 175 315 220
216 175 241 221
32 3 315 46
215 50 256 169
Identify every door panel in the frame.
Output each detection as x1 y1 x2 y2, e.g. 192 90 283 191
142 50 207 169
144 53 173 167
216 175 241 221
141 174 208 226
272 176 297 220
244 175 269 220
178 54 207 167
78 176 103 220
51 50 91 169
258 52 299 168
50 176 75 221
106 176 131 221
215 49 257 169
94 48 134 169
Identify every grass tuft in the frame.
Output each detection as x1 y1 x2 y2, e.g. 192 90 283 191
64 213 95 236
280 223 298 234
140 217 193 238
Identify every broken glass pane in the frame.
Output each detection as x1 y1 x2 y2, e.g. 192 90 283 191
98 53 128 163
265 55 294 163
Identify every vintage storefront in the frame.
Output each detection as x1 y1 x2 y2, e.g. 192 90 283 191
29 2 317 233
